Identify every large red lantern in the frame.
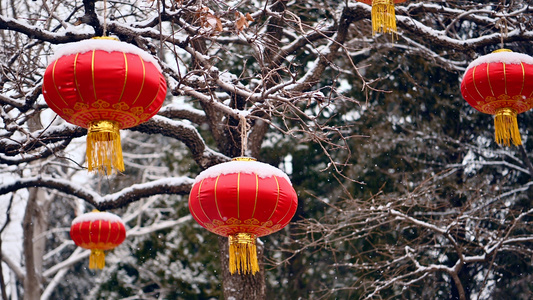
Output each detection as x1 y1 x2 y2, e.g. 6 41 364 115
42 37 167 174
461 49 533 146
70 211 126 269
357 0 407 36
188 157 298 275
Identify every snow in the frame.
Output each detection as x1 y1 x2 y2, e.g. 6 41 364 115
281 154 293 175
98 176 195 203
50 38 162 72
159 103 206 117
71 211 124 225
462 149 479 175
193 159 292 184
465 51 533 72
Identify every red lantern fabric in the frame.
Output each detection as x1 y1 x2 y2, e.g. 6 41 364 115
189 157 298 274
461 49 533 146
70 211 127 269
356 0 407 36
42 37 167 173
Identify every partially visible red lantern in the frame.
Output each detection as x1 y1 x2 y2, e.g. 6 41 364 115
42 37 167 174
188 157 298 275
70 211 127 269
461 49 533 146
357 0 407 36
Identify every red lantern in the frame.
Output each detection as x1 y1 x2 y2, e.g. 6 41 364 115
42 37 167 174
70 211 126 269
357 0 407 36
188 157 298 275
461 49 533 146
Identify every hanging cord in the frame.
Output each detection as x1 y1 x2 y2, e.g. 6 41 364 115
239 114 250 157
103 0 108 36
157 0 163 54
496 17 508 49
496 0 508 49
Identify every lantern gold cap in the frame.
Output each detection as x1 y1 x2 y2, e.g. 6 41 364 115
231 157 257 162
492 49 512 53
92 36 119 41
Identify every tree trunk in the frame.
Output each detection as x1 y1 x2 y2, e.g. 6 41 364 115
218 236 266 300
21 112 51 300
22 189 40 300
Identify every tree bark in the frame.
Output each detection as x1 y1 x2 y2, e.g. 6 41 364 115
22 189 40 300
0 194 14 300
218 236 266 300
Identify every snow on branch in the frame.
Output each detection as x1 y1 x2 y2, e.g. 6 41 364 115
0 94 25 109
0 176 194 210
130 115 229 169
0 15 92 43
127 215 192 237
42 247 88 278
158 103 207 125
0 139 71 165
0 123 85 158
98 177 194 210
1 250 24 281
397 15 533 51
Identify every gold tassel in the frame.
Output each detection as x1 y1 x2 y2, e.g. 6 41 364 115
228 233 259 275
494 107 522 146
89 249 106 269
372 0 397 36
86 120 125 174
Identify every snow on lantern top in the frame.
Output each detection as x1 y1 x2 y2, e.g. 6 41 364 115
465 50 533 72
71 211 124 225
50 37 162 72
42 36 167 174
193 157 292 184
460 49 533 147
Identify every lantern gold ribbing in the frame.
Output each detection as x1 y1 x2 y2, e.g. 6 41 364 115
42 37 167 174
69 211 126 269
461 49 533 146
188 158 298 275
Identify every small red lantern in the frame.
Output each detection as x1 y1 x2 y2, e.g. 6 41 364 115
357 0 407 36
461 49 533 146
188 157 298 275
70 211 127 269
42 37 167 174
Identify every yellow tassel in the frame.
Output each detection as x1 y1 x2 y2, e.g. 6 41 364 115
494 107 522 146
89 249 106 270
228 233 259 275
372 0 397 37
86 120 125 174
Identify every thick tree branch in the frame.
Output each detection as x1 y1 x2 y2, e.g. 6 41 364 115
130 115 228 169
0 177 194 211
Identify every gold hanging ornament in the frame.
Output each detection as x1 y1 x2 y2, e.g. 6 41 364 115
357 0 407 37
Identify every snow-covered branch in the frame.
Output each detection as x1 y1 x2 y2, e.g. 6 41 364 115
0 177 194 210
130 115 229 169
